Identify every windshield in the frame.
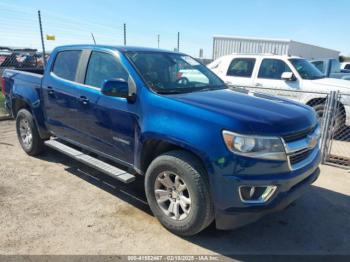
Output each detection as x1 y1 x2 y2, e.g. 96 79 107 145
126 51 226 94
289 58 325 80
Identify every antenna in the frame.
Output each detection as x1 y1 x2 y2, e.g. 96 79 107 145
91 33 96 45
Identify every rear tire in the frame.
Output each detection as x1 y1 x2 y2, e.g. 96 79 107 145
145 150 214 236
16 109 45 156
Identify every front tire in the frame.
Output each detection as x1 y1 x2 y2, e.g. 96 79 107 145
16 109 45 156
313 103 345 137
145 150 214 236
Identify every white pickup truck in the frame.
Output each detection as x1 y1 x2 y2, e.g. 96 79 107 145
208 54 350 128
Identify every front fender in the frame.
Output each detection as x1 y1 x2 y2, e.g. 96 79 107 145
138 131 215 175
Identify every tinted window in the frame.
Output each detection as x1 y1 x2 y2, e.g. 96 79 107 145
85 51 129 88
52 51 82 81
312 61 325 73
346 64 350 70
227 58 255 77
258 59 292 79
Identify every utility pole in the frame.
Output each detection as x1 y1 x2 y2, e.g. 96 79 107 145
177 32 180 52
157 34 160 48
37 10 47 68
123 23 126 46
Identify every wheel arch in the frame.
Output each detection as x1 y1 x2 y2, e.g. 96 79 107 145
12 97 50 139
306 97 346 114
139 137 212 177
12 97 32 117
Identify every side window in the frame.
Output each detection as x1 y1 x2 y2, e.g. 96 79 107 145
346 64 350 70
312 61 325 73
227 58 255 77
85 51 129 88
258 59 292 80
52 50 82 81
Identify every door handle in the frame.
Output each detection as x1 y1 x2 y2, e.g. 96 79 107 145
255 83 263 87
79 96 89 105
47 86 55 96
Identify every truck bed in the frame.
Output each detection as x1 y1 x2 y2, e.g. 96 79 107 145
3 68 43 85
2 68 43 116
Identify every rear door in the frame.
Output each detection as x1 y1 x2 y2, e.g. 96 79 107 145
222 57 255 87
42 49 86 140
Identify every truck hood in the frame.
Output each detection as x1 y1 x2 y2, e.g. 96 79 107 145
171 88 317 136
306 77 350 91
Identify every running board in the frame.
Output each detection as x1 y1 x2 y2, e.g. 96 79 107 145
44 140 135 183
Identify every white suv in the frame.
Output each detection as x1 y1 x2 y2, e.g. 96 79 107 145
208 54 350 127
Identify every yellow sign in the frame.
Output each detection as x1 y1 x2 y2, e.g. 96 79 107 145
46 35 55 41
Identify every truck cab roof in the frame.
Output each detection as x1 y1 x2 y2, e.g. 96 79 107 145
53 44 184 55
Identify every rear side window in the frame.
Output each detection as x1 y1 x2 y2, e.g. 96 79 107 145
85 51 129 88
258 59 292 79
52 50 82 81
227 58 255 77
312 61 325 73
346 64 350 70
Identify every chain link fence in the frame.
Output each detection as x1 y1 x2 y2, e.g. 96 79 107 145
322 92 350 168
230 85 350 170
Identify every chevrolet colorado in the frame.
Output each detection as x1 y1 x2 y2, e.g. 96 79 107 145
2 45 321 236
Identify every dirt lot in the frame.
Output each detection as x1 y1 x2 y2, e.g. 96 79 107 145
0 120 349 256
0 95 6 117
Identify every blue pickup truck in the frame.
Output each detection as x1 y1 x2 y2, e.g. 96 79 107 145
1 45 321 236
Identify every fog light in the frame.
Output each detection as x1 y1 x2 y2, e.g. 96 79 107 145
239 185 277 203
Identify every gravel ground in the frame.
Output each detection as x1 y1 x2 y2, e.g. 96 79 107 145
0 120 349 256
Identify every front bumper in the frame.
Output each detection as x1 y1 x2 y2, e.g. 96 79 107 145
213 151 321 230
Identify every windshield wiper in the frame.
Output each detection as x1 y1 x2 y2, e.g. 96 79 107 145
196 85 227 92
156 89 190 94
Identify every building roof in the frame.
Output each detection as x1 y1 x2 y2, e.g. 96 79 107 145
213 35 291 43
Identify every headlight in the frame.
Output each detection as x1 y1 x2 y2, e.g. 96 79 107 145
222 130 286 160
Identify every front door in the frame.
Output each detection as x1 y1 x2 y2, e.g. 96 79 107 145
252 58 301 100
79 50 137 164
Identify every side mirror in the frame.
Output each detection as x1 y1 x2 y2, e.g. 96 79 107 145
281 72 296 81
101 78 135 101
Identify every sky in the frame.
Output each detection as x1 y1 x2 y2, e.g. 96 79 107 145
1 0 350 58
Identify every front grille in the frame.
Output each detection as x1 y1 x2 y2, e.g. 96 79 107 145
282 125 316 143
289 149 312 165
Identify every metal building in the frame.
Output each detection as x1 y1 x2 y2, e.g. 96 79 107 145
212 36 340 60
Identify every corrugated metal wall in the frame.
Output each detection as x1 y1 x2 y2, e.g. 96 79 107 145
212 36 340 60
289 41 340 60
213 37 290 59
